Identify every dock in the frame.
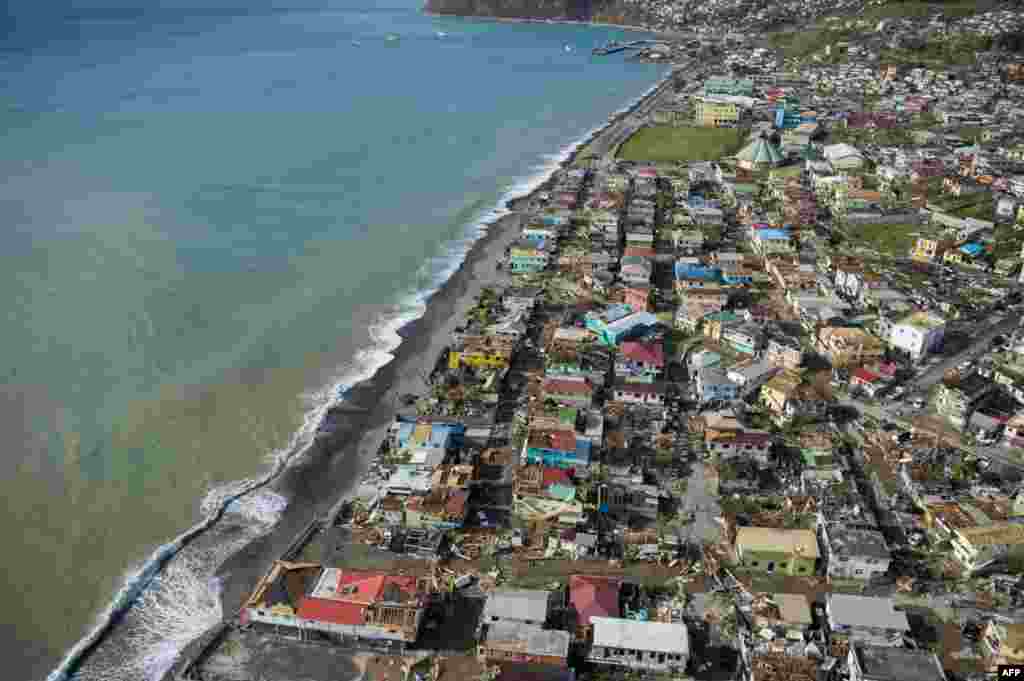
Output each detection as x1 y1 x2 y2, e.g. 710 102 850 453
592 39 666 56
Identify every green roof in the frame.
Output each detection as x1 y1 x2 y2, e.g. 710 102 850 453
736 137 784 166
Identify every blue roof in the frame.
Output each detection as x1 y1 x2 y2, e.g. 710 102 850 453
960 242 984 256
604 304 634 323
759 229 791 240
607 311 659 334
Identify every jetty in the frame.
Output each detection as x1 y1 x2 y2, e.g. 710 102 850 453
592 39 665 56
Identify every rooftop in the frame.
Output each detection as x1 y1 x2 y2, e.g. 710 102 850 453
736 527 819 559
827 594 909 632
852 644 945 681
591 617 689 655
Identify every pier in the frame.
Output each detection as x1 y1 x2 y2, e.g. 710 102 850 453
592 39 665 56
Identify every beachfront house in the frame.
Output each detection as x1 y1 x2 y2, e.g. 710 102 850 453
242 563 428 645
509 239 550 274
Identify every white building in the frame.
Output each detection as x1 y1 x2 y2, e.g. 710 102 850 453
588 617 689 672
886 311 945 361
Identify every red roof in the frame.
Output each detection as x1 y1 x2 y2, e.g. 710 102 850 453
542 467 572 488
296 570 419 626
733 431 773 447
852 368 881 383
624 247 656 259
619 341 665 367
544 378 593 396
445 489 470 516
570 575 621 625
297 597 366 625
545 430 577 452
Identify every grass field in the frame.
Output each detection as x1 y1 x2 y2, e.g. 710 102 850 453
846 222 921 256
617 125 746 164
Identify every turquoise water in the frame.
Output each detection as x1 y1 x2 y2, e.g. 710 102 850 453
0 1 664 678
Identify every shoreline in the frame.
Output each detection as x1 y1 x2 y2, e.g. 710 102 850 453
54 47 678 681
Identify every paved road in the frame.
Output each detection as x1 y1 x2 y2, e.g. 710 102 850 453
904 316 1019 393
679 456 721 545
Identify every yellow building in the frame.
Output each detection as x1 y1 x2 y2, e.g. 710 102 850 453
448 336 515 370
911 237 955 262
694 97 739 128
760 369 803 416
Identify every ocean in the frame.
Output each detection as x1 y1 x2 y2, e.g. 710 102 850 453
0 1 665 678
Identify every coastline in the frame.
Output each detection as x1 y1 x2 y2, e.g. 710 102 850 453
52 50 678 681
212 63 678 621
422 7 687 42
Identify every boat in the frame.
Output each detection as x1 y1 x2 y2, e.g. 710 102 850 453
351 40 361 47
436 31 448 38
563 43 574 52
385 33 400 42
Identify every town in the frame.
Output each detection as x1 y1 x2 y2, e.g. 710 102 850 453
173 3 1024 681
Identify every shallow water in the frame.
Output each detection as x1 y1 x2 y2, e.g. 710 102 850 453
0 1 665 678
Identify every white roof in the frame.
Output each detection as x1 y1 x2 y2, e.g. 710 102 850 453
823 143 863 162
827 594 909 632
591 617 689 655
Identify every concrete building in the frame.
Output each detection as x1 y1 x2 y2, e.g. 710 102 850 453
847 644 946 681
735 527 819 576
588 617 689 672
480 621 570 667
826 594 909 647
484 589 553 625
886 311 945 361
822 526 892 580
243 563 428 646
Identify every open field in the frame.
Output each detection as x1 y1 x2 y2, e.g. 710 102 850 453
618 125 746 164
846 222 921 256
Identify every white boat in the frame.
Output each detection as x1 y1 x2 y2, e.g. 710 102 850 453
385 33 400 42
563 44 573 52
436 31 448 38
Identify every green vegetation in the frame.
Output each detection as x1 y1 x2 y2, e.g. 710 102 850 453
845 222 921 256
881 33 994 67
618 125 746 164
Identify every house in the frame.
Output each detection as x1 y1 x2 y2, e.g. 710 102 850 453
721 322 763 355
449 336 516 370
524 429 592 469
615 341 665 382
243 563 428 644
503 286 543 312
484 589 553 625
695 97 740 127
726 358 779 397
623 285 650 313
390 419 466 469
612 380 667 407
751 227 794 256
509 240 551 274
704 76 753 96
585 306 659 346
980 620 1024 668
950 522 1024 574
759 370 828 423
850 367 887 397
826 594 909 646
911 236 956 263
405 488 470 530
598 477 662 521
696 367 739 403
735 527 819 576
935 371 993 429
480 621 571 667
542 377 593 409
587 617 689 672
886 311 945 362
847 644 946 681
763 329 804 370
821 527 892 581
706 429 773 466
569 576 621 642
817 327 885 368
823 143 865 171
